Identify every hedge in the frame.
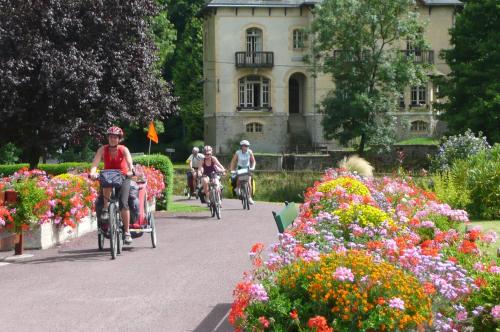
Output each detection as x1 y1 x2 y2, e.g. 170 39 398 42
0 155 173 210
0 162 93 177
133 154 173 211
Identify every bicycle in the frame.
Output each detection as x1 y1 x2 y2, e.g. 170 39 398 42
96 169 124 260
233 168 252 210
207 172 223 220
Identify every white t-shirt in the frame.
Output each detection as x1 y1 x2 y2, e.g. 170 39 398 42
188 153 205 168
236 149 253 168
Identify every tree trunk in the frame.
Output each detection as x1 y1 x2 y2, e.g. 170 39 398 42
358 133 366 156
27 146 41 170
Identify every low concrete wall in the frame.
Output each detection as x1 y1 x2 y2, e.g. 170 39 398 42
214 145 438 172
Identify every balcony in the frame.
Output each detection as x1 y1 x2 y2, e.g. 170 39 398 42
235 52 274 68
236 106 272 112
400 50 434 64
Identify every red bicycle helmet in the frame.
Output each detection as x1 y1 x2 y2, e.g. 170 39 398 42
106 126 124 137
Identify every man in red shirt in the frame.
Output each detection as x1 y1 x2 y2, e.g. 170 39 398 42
90 126 135 244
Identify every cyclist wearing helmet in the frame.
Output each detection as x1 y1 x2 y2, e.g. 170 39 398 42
186 147 204 195
230 140 256 204
90 126 135 245
200 145 225 202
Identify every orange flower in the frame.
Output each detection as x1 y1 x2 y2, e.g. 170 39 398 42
250 242 264 254
308 315 333 332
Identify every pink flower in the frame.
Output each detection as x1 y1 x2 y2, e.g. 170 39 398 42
388 297 405 310
481 230 498 244
456 310 468 321
491 305 500 320
473 262 485 271
333 266 354 282
489 265 500 274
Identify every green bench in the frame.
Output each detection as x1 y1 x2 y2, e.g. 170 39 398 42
272 201 299 233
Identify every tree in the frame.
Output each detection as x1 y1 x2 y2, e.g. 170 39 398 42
438 0 500 143
311 0 430 153
0 0 177 168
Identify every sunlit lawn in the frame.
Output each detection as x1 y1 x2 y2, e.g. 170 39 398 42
460 220 500 258
168 201 206 213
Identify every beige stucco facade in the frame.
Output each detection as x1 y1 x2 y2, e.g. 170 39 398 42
203 1 460 153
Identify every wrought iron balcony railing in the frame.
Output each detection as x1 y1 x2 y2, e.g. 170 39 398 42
235 52 274 68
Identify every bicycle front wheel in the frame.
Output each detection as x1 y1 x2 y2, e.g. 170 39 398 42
109 204 118 259
215 191 222 220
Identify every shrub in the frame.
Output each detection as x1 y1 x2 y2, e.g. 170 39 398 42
0 143 21 164
134 154 173 210
430 129 490 171
453 144 500 219
0 163 93 177
423 171 471 211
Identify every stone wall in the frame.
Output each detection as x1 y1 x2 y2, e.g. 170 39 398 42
215 145 438 172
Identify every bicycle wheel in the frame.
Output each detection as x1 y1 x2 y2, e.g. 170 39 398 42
98 231 104 250
149 212 157 248
241 184 249 210
215 191 222 220
109 204 118 259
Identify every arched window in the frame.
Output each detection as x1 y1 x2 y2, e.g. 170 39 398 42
246 28 263 53
238 76 271 111
410 121 429 132
246 122 263 133
292 29 307 49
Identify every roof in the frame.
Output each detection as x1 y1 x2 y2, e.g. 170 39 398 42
204 0 461 7
204 0 321 8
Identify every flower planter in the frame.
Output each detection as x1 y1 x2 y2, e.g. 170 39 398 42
0 198 156 251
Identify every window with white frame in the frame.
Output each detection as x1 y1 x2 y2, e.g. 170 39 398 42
410 120 429 132
293 29 307 49
246 28 263 53
411 86 426 106
246 122 263 133
238 76 271 109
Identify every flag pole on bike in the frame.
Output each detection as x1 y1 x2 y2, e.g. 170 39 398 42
147 121 159 167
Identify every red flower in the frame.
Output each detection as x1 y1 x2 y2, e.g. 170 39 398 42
250 242 264 254
290 309 299 321
458 240 478 254
258 316 270 329
448 257 458 264
474 277 487 288
308 316 333 332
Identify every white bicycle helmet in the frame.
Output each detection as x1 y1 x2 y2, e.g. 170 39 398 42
240 140 250 147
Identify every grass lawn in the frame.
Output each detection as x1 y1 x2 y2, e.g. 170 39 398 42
168 201 206 213
460 220 500 258
396 137 439 145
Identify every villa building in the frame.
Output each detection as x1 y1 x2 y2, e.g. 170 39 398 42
202 0 462 153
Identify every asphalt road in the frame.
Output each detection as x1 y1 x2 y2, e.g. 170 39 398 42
0 197 283 332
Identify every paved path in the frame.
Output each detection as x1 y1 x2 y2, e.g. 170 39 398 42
0 197 283 332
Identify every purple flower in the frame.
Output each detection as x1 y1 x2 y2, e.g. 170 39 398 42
333 266 354 282
388 297 405 310
249 283 268 302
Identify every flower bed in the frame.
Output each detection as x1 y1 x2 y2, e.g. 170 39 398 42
231 169 499 331
0 166 164 250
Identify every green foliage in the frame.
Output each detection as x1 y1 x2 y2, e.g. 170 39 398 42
12 178 48 233
151 9 176 70
422 171 471 211
134 154 174 210
438 0 500 143
0 163 93 177
452 145 500 220
311 0 430 153
0 143 21 164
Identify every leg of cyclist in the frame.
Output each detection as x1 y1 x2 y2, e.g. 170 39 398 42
101 187 112 219
248 175 254 204
192 169 198 193
119 178 132 244
202 175 209 197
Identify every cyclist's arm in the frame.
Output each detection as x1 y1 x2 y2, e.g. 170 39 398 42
249 152 256 171
212 157 226 173
229 153 238 171
187 154 193 168
122 146 134 175
90 146 104 176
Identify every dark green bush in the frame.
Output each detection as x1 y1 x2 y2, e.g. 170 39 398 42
0 143 22 164
134 154 173 210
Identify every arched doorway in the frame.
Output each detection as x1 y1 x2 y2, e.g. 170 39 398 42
288 73 306 114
